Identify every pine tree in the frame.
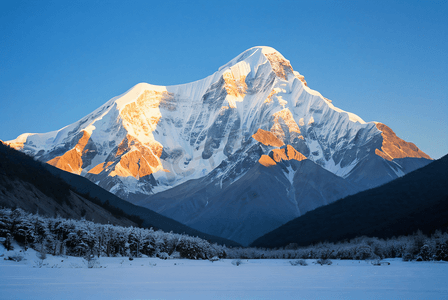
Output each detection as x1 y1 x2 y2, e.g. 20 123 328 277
435 240 448 261
417 244 431 261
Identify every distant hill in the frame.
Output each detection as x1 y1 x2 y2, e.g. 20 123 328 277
0 142 240 247
251 154 448 248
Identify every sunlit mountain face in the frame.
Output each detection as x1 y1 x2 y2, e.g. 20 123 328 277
6 46 432 245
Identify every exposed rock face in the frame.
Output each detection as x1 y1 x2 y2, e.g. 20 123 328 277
223 71 247 102
109 134 165 178
259 145 306 167
265 52 294 80
252 129 284 147
271 145 307 163
374 122 431 161
5 46 432 244
88 162 113 175
47 131 92 174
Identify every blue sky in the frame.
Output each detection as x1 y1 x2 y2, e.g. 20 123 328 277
1 0 447 158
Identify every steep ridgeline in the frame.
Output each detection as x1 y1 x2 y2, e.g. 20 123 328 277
6 46 431 245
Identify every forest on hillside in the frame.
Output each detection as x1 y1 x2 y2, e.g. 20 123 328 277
1 208 447 262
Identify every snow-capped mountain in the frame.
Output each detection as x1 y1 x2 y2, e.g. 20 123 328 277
6 46 431 245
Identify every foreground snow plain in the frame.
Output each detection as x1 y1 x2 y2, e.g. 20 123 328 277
1 244 447 300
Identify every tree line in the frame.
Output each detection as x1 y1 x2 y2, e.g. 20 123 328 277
0 208 226 260
1 207 447 261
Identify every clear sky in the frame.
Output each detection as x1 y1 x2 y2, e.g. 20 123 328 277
1 0 447 159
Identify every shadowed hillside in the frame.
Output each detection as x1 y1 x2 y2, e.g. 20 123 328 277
0 142 139 227
252 154 448 248
45 163 240 246
0 142 240 247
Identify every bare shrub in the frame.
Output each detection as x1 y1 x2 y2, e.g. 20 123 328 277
83 254 100 268
6 252 24 262
148 261 157 267
371 259 381 266
315 258 332 265
371 259 390 266
289 259 308 266
209 256 219 262
34 259 48 268
157 252 169 260
231 259 242 266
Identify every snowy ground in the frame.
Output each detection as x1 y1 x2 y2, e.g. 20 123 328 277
1 244 447 300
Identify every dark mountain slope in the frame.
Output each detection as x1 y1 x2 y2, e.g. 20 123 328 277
251 154 448 248
345 154 431 190
0 142 240 246
42 153 240 247
138 152 358 246
0 142 138 227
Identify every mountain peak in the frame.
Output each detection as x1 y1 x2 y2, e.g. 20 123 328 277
252 45 279 53
244 46 285 58
4 47 432 244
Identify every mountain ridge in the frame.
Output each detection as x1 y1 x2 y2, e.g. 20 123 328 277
4 46 432 244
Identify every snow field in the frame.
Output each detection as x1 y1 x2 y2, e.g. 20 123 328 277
1 244 447 300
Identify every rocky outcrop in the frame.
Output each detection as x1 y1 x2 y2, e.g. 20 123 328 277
259 145 307 167
375 122 431 161
252 129 284 147
47 131 92 174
